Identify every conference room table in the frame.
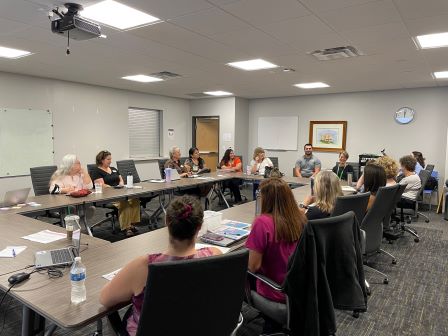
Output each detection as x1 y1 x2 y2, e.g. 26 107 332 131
0 177 311 336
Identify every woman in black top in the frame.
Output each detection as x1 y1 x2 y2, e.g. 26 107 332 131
332 151 354 181
91 150 141 237
184 147 208 174
301 170 343 220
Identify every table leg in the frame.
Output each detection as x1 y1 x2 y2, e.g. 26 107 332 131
77 204 93 237
43 324 57 336
22 306 45 336
215 183 230 209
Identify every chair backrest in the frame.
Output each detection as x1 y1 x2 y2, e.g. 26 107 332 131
425 164 434 174
361 184 399 254
157 159 169 179
180 156 189 165
331 192 370 225
270 156 279 168
86 164 97 180
136 250 249 336
29 165 57 196
417 169 431 200
116 160 141 183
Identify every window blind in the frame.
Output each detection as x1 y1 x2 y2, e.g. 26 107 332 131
128 107 161 158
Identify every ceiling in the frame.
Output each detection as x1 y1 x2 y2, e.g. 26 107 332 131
1 0 448 99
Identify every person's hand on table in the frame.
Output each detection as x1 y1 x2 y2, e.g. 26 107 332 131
303 195 315 206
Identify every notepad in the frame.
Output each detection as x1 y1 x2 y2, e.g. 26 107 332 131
150 179 166 183
0 246 27 258
22 230 66 244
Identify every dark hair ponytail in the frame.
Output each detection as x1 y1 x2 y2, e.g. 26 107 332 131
166 196 203 240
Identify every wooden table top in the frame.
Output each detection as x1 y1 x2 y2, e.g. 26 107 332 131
0 214 109 278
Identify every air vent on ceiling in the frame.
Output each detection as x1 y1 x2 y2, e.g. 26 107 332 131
150 71 182 80
187 93 210 98
310 46 363 61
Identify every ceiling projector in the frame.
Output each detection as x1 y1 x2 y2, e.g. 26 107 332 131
50 3 101 40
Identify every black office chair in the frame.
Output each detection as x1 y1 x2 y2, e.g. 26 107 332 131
270 156 279 168
331 192 370 225
116 160 163 227
29 165 62 224
425 164 435 174
108 250 249 336
86 163 118 233
248 212 367 335
383 184 406 241
157 159 169 179
397 169 432 230
361 184 399 285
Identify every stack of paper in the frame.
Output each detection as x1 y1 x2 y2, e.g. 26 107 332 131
22 230 66 244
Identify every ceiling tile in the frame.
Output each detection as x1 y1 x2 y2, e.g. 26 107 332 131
393 0 448 20
404 14 448 36
299 0 382 12
318 0 402 31
218 0 310 26
169 7 251 36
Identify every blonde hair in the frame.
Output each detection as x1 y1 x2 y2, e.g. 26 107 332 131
314 170 343 213
253 147 265 160
339 151 349 160
376 156 399 179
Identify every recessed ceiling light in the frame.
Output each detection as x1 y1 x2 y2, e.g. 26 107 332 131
294 82 330 89
203 91 233 96
0 46 32 59
82 0 160 30
415 32 448 49
122 75 164 83
227 59 278 71
433 71 448 79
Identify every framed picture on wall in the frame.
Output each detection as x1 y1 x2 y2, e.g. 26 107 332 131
309 121 347 152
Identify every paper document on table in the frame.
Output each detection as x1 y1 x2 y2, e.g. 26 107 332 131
195 243 230 254
150 179 166 183
342 186 357 193
196 177 215 180
103 268 122 281
21 230 66 244
0 246 27 258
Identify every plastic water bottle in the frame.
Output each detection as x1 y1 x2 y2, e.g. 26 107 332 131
127 174 133 188
70 256 86 304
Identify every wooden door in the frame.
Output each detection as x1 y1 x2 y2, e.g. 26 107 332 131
194 117 219 171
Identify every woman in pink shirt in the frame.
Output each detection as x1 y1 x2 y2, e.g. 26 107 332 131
49 154 92 194
246 178 307 303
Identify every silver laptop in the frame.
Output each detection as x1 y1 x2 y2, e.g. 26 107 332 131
35 229 81 269
0 188 31 207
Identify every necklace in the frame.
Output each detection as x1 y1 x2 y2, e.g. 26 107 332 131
336 164 346 180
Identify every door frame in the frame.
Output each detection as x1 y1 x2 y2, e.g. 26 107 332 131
192 116 220 155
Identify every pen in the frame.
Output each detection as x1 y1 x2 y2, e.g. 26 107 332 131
12 248 16 257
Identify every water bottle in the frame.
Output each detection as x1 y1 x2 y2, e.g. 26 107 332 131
127 173 133 188
255 189 261 216
310 177 315 196
70 256 86 304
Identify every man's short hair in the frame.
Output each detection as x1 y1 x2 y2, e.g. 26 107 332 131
304 143 312 149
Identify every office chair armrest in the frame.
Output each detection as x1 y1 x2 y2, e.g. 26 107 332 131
247 271 283 291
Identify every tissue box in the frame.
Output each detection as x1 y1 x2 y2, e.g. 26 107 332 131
203 210 222 232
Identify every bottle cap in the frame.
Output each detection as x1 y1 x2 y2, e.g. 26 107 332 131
74 257 81 261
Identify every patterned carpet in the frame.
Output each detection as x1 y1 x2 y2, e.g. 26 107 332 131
1 192 447 335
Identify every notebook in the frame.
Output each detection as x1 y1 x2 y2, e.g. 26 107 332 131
200 220 250 247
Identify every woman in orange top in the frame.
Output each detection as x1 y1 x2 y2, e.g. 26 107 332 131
219 148 244 204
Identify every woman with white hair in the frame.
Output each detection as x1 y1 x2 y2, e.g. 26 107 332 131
164 146 191 178
49 154 92 194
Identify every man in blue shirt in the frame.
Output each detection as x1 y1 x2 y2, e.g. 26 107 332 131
295 144 321 178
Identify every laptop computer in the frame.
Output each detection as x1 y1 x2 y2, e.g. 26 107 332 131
34 228 81 269
0 188 31 207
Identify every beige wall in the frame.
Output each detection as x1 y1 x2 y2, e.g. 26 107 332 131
248 87 448 185
0 72 190 198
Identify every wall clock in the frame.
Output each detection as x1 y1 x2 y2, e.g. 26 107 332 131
395 107 415 124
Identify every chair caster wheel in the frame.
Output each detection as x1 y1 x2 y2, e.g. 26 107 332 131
414 238 420 243
366 287 371 296
425 220 429 223
352 311 360 318
383 278 389 284
392 259 397 265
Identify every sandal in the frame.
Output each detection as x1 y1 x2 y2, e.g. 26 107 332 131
125 229 134 237
130 225 139 233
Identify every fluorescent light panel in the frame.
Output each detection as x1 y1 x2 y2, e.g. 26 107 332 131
203 91 233 96
294 82 329 89
433 71 448 79
415 32 448 49
0 46 32 59
122 75 163 83
82 0 160 30
227 58 278 71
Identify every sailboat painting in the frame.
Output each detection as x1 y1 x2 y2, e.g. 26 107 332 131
309 121 347 152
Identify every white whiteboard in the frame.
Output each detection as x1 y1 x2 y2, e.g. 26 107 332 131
0 108 54 177
257 116 298 150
